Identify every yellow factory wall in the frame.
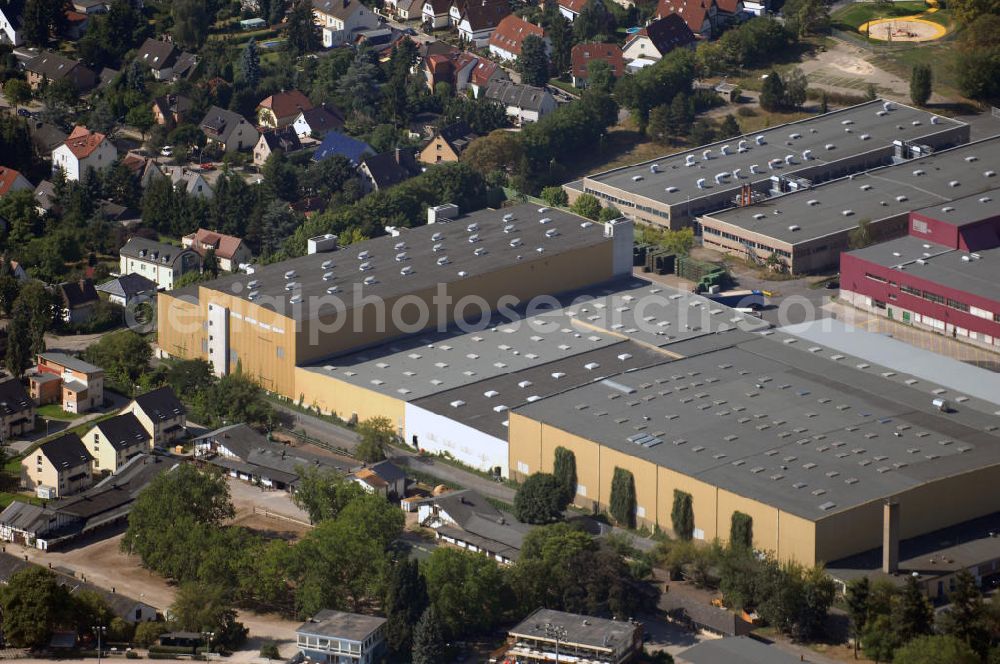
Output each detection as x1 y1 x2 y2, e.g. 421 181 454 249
657 467 720 542
200 288 299 397
293 367 406 429
598 446 660 529
296 241 616 366
157 293 204 359
537 422 602 508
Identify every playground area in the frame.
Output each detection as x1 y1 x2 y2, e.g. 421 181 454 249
833 0 951 42
861 16 947 41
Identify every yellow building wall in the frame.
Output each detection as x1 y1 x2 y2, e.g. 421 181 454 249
293 367 406 429
537 422 602 508
599 446 660 528
508 412 544 478
157 292 204 359
657 467 720 542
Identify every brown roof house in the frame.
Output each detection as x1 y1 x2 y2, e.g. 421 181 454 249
453 0 510 46
181 228 253 272
419 121 478 164
257 90 314 129
151 94 193 128
654 0 715 37
51 126 117 181
488 14 546 62
571 42 623 88
0 167 32 198
57 279 100 325
25 51 96 92
623 14 696 61
22 433 93 499
134 38 199 81
291 104 345 140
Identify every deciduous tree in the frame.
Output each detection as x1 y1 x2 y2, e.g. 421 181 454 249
514 472 566 524
517 35 550 87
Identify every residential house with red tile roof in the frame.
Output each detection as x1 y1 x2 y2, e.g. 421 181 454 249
557 0 587 21
452 0 510 46
488 15 546 62
182 229 253 272
655 0 714 37
469 57 506 97
0 167 32 198
52 126 117 181
571 42 623 88
424 51 478 93
256 90 315 129
622 13 696 61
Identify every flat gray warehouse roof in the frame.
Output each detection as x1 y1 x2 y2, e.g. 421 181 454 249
702 136 1000 245
913 186 1000 226
584 100 965 208
302 279 766 401
846 235 1000 303
514 329 1000 520
413 340 672 439
184 203 610 320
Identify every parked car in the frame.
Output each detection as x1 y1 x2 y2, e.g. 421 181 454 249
200 162 216 171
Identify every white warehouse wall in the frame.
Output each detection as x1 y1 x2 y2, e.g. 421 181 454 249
404 403 509 478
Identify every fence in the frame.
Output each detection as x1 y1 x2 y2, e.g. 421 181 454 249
251 505 313 529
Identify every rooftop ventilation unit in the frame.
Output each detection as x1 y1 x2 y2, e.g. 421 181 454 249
474 247 487 256
913 169 925 176
363 276 377 285
685 154 696 166
931 115 941 124
502 213 515 222
860 184 872 190
539 217 552 224
738 140 748 152
247 279 259 289
284 270 297 279
284 281 299 291
450 400 465 408
458 270 468 277
395 252 408 261
326 285 340 294
883 101 894 111
750 164 760 174
842 209 854 216
632 175 643 181
789 133 801 139
949 180 960 187
503 223 516 233
755 135 765 145
509 238 522 247
466 223 479 232
841 119 854 125
666 185 679 193
895 195 908 202
536 247 545 253
985 170 996 178
753 213 765 220
289 294 302 304
845 127 853 133
357 250 370 260
696 178 707 189
468 233 480 243
580 221 594 228
436 256 449 266
431 232 444 241
941 206 954 212
720 145 730 155
247 290 259 301
965 155 979 162
785 154 795 164
321 259 334 269
802 149 812 160
650 163 660 173
544 229 559 238
981 196 993 203
860 133 871 140
432 243 444 252
877 110 887 117
322 271 335 281
825 143 835 150
912 120 921 126
394 241 406 251
807 199 819 206
789 224 800 231
537 207 549 213
359 261 372 271
714 173 726 184
732 168 741 178
400 266 413 275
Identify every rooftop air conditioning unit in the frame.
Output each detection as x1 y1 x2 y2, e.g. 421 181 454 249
750 164 760 174
357 250 370 260
466 223 479 232
431 232 444 241
400 266 413 275
396 252 408 261
363 276 377 285
247 279 259 289
685 154 696 166
432 243 444 252
284 282 299 291
537 207 549 213
545 229 559 238
703 149 712 160
322 271 335 281
284 270 297 279
326 285 340 294
474 247 487 256
289 294 302 304
738 140 748 152
721 145 730 155
650 163 660 173
931 115 941 124
696 178 707 189
755 135 765 145
666 185 679 193
509 238 522 247
359 261 372 271
394 241 406 251
503 213 515 222
788 225 800 231
632 175 643 182
247 290 259 301
503 223 516 233
539 217 552 224
468 234 480 243
436 256 449 265
802 149 812 160
789 133 801 139
321 259 334 269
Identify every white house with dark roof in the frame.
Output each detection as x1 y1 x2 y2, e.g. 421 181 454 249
134 38 198 81
484 80 556 125
119 237 201 290
96 273 157 307
122 386 186 448
22 433 93 498
292 104 345 140
0 4 23 45
312 0 379 47
199 106 259 153
84 413 149 472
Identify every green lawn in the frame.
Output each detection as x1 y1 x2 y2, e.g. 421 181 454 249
36 404 77 420
0 492 42 509
831 1 931 31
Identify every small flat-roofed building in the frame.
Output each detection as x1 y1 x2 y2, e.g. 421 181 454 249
568 100 969 231
23 433 93 498
296 609 386 664
840 189 1000 351
505 608 642 664
31 352 104 414
698 134 1000 273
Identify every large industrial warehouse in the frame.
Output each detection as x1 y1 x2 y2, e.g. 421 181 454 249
699 136 1000 272
157 202 634 399
564 100 969 229
508 326 1000 565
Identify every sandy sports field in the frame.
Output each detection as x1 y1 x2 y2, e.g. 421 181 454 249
862 16 947 41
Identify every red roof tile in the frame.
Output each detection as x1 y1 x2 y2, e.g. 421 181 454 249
0 167 28 196
258 90 314 122
571 42 623 80
184 228 245 261
488 15 544 57
655 0 713 33
62 126 108 160
557 0 587 13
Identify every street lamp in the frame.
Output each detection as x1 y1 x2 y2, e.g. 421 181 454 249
543 622 568 663
202 631 215 658
92 625 106 664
